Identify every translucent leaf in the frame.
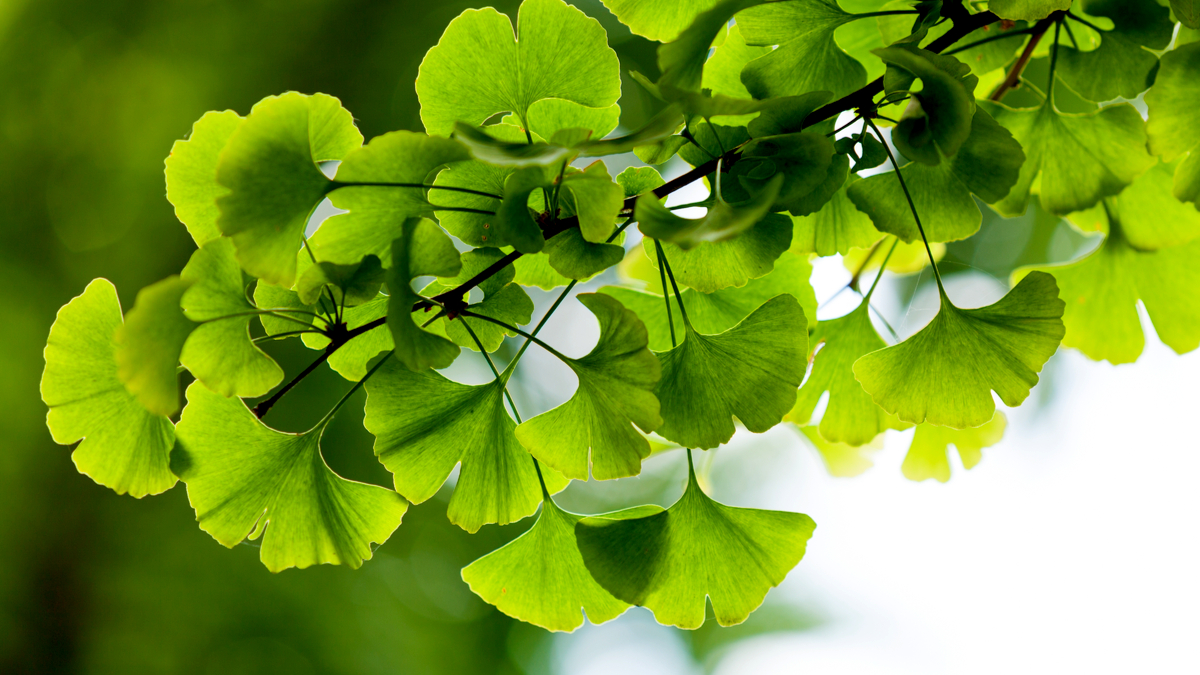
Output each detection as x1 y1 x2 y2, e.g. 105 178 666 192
304 297 393 381
790 174 883 256
575 456 815 629
1145 41 1200 204
417 0 621 136
1086 162 1200 250
1017 225 1200 364
41 279 177 497
453 122 575 168
637 175 783 249
544 228 626 281
645 213 793 293
295 254 384 308
386 218 462 371
1172 0 1200 29
736 132 836 210
254 282 317 337
902 413 1007 483
654 295 808 449
432 124 524 248
795 425 883 478
164 110 242 246
363 359 566 533
843 238 945 275
602 251 817 352
988 0 1072 21
702 24 772 125
315 132 470 267
738 0 866 99
173 382 407 572
520 99 622 140
179 239 283 397
849 108 1025 243
562 162 624 242
423 248 534 353
875 45 978 166
116 276 196 416
790 303 911 446
598 0 721 42
984 100 1154 216
1057 0 1174 102
515 294 662 480
497 166 554 254
657 0 767 96
215 92 362 286
853 272 1065 428
462 499 630 632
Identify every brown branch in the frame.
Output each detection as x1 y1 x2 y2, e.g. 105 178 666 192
989 16 1058 101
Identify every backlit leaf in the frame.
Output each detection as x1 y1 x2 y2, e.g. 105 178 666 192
386 219 462 371
738 0 866 100
1057 0 1174 102
902 413 1006 483
115 276 196 416
165 110 242 246
1145 41 1200 204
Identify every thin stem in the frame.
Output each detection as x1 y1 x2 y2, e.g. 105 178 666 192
458 310 571 363
865 118 945 296
656 241 678 347
327 181 502 200
942 26 1037 55
1065 11 1105 34
1047 18 1062 102
827 114 863 137
254 346 335 419
848 238 886 292
252 329 322 343
510 280 577 367
199 310 316 330
657 241 693 331
427 205 497 215
312 351 393 431
869 303 902 343
864 238 899 301
1061 16 1080 50
853 10 920 18
460 318 523 428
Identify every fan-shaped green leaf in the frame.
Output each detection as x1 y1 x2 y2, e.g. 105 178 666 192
165 110 242 246
1145 41 1200 204
432 125 524 248
602 251 816 352
575 456 815 628
875 45 978 165
984 100 1154 216
791 303 911 446
363 359 565 533
562 162 624 242
988 0 1071 21
598 0 721 42
1057 0 1174 102
295 254 384 307
423 248 534 353
853 272 1065 428
463 498 630 632
417 0 621 136
654 295 808 449
738 0 866 100
215 92 362 286
173 382 407 572
515 294 662 480
41 280 177 497
179 239 283 397
115 276 196 416
638 175 783 250
657 0 767 96
736 132 836 210
790 175 883 256
518 99 622 140
386 219 462 371
702 24 772 125
794 425 883 478
1083 161 1200 250
453 123 575 168
645 213 793 293
902 413 1006 483
497 167 554 254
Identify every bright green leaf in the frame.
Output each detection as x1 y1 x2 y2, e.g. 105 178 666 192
41 279 177 498
875 45 978 165
386 218 462 371
1145 41 1200 204
638 175 782 250
647 213 793 293
598 0 721 42
562 162 624 242
165 110 242 246
295 254 385 307
794 425 883 478
853 271 1065 428
1057 0 1174 102
738 0 866 100
988 0 1072 21
173 382 407 572
215 92 362 286
791 175 883 256
424 248 534 353
902 412 1006 483
115 276 196 416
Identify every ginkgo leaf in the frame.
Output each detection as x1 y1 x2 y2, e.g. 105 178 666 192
363 359 565 533
737 0 867 100
575 455 815 629
843 237 946 275
791 174 883 256
173 382 407 572
654 295 808 449
794 425 884 478
638 175 783 249
602 251 817 352
902 413 1006 483
544 228 625 281
1017 226 1200 364
314 132 471 267
1172 0 1200 29
254 283 317 337
423 248 534 353
848 107 1025 243
519 98 621 140
702 23 772 124
453 123 575 168
386 218 462 371
876 45 978 165
657 0 766 97
598 0 720 42
303 297 393 381
1057 0 1174 102
165 110 242 246
988 0 1072 21
853 272 1065 429
1087 161 1200 250
562 162 624 242
295 254 384 307
115 276 196 416
745 92 834 139
432 124 524 248
1145 41 1200 204
790 303 911 446
735 133 836 210
178 239 283 397
645 213 793 293
496 166 553 254
41 279 177 498
515 293 662 480
416 0 620 136
983 100 1154 216
462 498 631 632
215 92 362 286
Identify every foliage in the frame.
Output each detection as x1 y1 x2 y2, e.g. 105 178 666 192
38 0 1200 635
